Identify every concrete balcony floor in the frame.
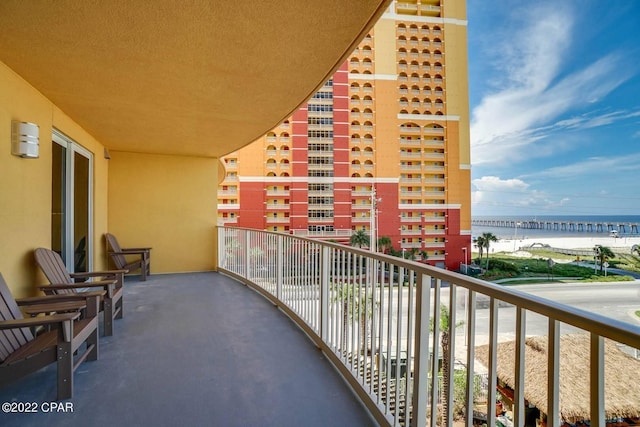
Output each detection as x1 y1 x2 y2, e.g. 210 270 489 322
0 272 374 427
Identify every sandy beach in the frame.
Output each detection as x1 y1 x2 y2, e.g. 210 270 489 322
482 235 640 255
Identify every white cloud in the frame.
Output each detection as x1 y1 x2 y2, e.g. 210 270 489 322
471 176 568 214
570 109 640 130
470 4 635 166
520 152 640 180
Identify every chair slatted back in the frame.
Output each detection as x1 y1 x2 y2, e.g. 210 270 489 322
0 274 34 363
105 233 127 270
34 248 75 295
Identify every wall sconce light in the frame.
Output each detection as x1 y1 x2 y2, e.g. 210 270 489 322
11 120 39 158
104 148 111 160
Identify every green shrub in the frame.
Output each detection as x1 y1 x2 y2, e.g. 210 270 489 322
485 259 520 274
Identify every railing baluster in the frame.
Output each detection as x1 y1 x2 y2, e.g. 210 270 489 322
244 230 250 279
321 245 329 344
277 235 283 301
590 333 604 427
350 254 356 367
514 307 526 427
385 263 394 415
364 256 371 391
487 297 498 427
445 283 457 426
411 272 430 427
394 266 404 426
548 319 560 427
429 277 441 427
464 290 476 427
376 259 386 407
405 269 415 426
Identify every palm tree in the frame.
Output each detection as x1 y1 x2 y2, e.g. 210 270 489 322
473 236 485 266
430 304 463 427
377 236 392 253
350 229 370 248
594 245 615 274
481 232 498 270
331 283 376 355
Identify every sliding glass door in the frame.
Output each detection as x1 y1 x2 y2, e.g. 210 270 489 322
51 130 93 273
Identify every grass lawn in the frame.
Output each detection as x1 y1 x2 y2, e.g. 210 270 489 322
471 252 636 283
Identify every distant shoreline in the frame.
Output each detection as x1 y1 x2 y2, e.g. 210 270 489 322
483 236 640 254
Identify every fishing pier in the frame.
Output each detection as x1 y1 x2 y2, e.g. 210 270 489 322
472 218 640 234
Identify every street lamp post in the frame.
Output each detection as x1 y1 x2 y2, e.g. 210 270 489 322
513 221 521 252
462 247 468 274
370 189 377 253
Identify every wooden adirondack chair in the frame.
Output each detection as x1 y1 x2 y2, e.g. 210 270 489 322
34 247 125 336
105 233 151 281
0 273 99 400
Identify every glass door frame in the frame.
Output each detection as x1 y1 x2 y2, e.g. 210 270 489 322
52 129 94 273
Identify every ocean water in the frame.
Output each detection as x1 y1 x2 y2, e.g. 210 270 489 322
472 215 640 240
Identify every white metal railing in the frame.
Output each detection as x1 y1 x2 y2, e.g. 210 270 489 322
217 227 640 427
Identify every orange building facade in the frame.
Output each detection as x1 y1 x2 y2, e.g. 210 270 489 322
218 0 471 270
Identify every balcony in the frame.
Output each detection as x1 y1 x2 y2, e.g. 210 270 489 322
352 216 371 223
265 217 290 224
400 151 422 158
400 138 422 146
292 229 353 238
400 228 422 236
3 227 640 427
218 216 238 224
400 164 422 171
266 189 290 196
217 203 240 210
265 203 290 210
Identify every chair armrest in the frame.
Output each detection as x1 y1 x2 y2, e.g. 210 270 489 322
17 291 106 305
40 280 115 289
123 247 152 252
0 312 79 330
40 281 115 298
21 300 87 316
71 269 127 278
110 249 149 256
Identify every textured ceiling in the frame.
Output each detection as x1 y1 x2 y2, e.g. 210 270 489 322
0 0 389 158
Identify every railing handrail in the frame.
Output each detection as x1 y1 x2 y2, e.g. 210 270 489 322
220 226 640 347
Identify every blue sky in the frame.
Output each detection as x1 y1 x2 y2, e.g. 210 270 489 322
467 0 640 217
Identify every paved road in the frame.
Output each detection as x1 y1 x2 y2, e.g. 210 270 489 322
452 280 640 347
514 280 640 322
571 261 640 278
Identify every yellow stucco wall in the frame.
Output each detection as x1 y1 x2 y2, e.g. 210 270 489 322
1 58 218 297
107 151 218 273
0 61 110 297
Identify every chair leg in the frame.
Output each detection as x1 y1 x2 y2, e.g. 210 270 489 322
115 298 123 320
140 259 147 281
57 341 73 400
87 327 99 362
103 298 114 336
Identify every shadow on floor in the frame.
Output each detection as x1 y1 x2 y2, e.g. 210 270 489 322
0 272 374 427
